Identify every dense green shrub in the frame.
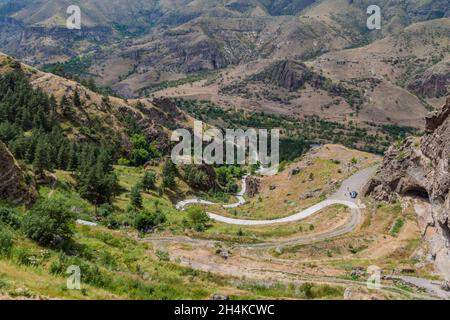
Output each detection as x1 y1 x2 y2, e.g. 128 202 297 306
97 203 114 218
186 206 210 232
134 209 166 233
0 227 13 257
225 181 238 193
0 207 21 229
50 252 112 288
22 198 75 247
162 159 177 189
130 134 160 166
106 216 120 230
130 185 143 209
183 165 212 191
141 171 156 191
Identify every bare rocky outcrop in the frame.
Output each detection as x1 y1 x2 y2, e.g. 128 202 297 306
251 60 315 91
245 176 260 198
288 166 303 180
363 89 450 280
151 98 185 122
0 142 37 206
408 60 450 98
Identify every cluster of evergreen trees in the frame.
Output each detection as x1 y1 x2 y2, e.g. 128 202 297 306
9 129 78 175
0 69 253 208
76 145 119 205
129 134 160 166
0 71 58 135
0 70 119 205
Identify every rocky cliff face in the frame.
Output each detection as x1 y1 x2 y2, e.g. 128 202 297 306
364 90 450 280
251 60 314 91
0 16 112 65
0 142 37 205
408 60 450 98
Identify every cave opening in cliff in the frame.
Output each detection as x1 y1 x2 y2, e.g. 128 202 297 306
402 186 430 202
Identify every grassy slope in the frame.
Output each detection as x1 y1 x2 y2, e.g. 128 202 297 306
0 221 344 300
1 141 439 299
275 200 437 281
0 158 344 299
0 223 237 299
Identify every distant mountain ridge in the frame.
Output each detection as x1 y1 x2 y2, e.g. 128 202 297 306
1 0 448 66
0 0 448 131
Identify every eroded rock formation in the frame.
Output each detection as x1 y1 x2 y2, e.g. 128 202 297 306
245 176 261 198
408 60 450 98
252 60 315 91
0 142 37 205
363 90 450 280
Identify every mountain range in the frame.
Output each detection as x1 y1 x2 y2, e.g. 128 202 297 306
0 1 448 138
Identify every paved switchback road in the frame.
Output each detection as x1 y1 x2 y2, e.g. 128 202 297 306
178 166 376 226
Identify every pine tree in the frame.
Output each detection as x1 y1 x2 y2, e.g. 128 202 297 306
162 158 177 189
57 143 68 170
76 145 119 205
60 95 72 116
78 166 98 204
141 171 156 191
87 77 96 91
33 139 48 176
67 143 78 172
20 108 32 130
73 90 81 108
47 143 57 170
97 145 114 173
25 135 38 163
10 136 27 159
130 184 143 209
33 109 47 130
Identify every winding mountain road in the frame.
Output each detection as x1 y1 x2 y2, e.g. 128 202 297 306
176 167 376 227
152 166 450 299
